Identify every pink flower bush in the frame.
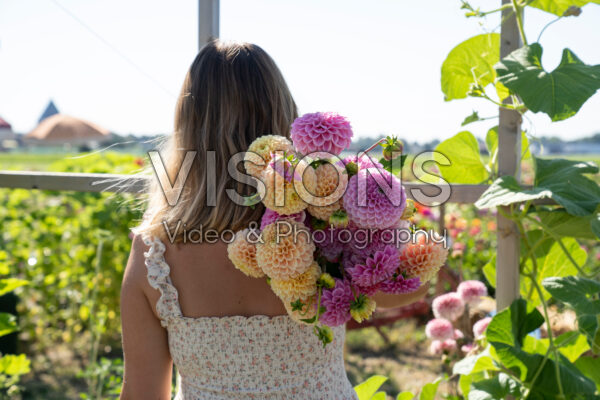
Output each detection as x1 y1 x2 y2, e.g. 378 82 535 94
347 246 399 287
473 317 492 338
260 209 306 230
432 292 465 321
291 112 353 155
343 168 406 229
457 280 488 307
454 329 464 340
319 279 354 327
425 318 454 340
430 338 457 355
461 343 476 353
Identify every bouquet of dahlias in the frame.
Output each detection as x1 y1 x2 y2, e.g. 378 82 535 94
228 112 448 346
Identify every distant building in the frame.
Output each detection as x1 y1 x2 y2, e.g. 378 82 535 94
0 117 17 150
26 114 111 150
38 100 60 124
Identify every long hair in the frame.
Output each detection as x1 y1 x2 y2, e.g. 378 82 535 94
135 40 297 242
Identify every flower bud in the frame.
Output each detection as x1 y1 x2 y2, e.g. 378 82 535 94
401 199 417 220
350 294 376 323
345 161 359 177
328 210 349 228
316 325 333 346
318 273 335 289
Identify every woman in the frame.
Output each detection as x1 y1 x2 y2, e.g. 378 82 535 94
120 40 427 399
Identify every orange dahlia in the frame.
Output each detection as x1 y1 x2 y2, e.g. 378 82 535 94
255 220 316 280
284 295 317 324
399 234 448 283
227 229 264 278
270 261 321 302
244 135 294 178
260 160 317 215
306 162 347 221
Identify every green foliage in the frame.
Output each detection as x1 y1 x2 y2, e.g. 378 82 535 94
434 131 488 184
543 276 600 353
496 43 600 121
476 156 600 218
354 375 388 400
528 0 600 16
441 33 501 101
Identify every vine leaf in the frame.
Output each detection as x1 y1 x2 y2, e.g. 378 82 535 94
441 33 503 101
353 375 387 400
528 0 600 16
543 276 600 354
461 111 483 126
495 43 600 121
536 208 600 240
475 157 600 216
468 373 520 400
486 298 596 397
434 131 488 184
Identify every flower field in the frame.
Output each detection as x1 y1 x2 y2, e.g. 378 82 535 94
0 148 598 399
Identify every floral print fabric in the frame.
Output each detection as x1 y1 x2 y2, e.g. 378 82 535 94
141 234 358 400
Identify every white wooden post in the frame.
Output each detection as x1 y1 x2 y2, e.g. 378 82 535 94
198 0 219 50
496 0 522 310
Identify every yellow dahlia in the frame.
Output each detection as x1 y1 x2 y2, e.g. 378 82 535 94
306 162 347 221
260 160 317 215
227 229 264 278
255 220 316 280
244 135 294 178
350 294 377 323
284 295 317 324
271 261 321 302
399 234 448 283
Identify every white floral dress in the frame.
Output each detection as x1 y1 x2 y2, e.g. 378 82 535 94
141 234 358 400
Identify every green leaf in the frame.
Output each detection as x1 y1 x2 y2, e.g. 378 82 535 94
537 208 600 239
591 213 600 238
434 131 488 184
442 33 500 101
419 378 441 400
482 254 496 288
0 354 30 376
459 374 473 398
575 356 600 391
453 347 499 375
495 43 600 121
475 157 600 216
521 237 585 306
543 276 600 353
0 312 17 337
396 392 414 400
371 392 386 400
468 373 519 400
528 0 600 16
555 332 591 362
354 375 388 400
485 128 530 166
461 111 484 126
0 278 28 296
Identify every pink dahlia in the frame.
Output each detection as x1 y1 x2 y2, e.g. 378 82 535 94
260 209 306 230
432 292 465 321
343 168 406 229
347 246 399 287
461 343 476 353
473 317 492 338
313 226 345 262
341 155 383 171
440 339 458 353
425 318 454 340
291 112 353 155
379 274 421 294
457 280 488 307
319 279 354 327
430 340 443 355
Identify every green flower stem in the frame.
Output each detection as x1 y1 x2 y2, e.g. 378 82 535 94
511 0 528 46
524 216 590 278
529 274 566 399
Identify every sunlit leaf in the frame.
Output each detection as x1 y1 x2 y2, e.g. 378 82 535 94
528 0 600 16
434 131 488 184
354 375 388 400
496 43 600 121
442 34 500 101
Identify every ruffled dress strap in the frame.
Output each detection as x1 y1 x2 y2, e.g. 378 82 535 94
141 233 183 327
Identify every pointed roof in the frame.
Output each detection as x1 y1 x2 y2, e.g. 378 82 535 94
27 114 110 142
38 100 59 124
0 117 11 129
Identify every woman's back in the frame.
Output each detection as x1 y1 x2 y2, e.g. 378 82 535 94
135 233 357 400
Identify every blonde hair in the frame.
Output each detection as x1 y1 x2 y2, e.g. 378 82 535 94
135 40 297 242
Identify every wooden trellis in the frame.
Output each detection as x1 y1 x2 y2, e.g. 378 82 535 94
0 0 521 311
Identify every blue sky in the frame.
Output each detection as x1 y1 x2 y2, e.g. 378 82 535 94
0 0 599 142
